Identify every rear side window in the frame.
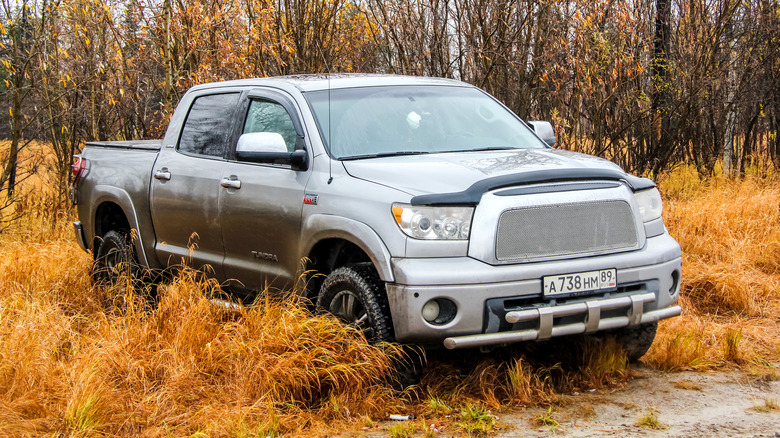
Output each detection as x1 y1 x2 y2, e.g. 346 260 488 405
178 93 240 156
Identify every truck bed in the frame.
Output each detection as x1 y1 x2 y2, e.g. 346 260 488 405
76 139 163 269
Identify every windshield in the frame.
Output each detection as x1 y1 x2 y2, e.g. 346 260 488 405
304 85 546 160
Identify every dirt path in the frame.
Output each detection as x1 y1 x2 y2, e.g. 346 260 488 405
496 365 780 437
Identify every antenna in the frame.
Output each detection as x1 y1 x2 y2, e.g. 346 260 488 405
316 44 333 184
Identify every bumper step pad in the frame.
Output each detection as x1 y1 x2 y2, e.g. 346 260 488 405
443 292 681 350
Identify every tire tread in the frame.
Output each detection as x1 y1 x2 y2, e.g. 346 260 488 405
316 264 394 343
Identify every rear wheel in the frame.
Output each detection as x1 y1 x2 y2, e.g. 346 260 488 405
94 229 138 286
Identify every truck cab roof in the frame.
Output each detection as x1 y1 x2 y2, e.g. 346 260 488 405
186 74 468 93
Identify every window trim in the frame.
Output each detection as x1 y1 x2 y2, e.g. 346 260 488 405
176 91 242 159
226 88 309 166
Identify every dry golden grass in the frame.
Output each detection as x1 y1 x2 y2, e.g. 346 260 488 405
0 211 406 436
672 380 703 391
644 166 780 370
2 159 779 435
415 333 634 413
635 407 667 430
750 398 779 413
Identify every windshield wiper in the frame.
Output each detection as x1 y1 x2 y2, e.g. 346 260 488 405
340 151 430 160
435 146 519 154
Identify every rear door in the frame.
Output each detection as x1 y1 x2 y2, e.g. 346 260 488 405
150 92 241 278
219 89 312 292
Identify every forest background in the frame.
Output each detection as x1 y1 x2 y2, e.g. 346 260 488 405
0 0 779 224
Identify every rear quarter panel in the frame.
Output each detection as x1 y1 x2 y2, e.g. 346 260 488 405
76 144 162 268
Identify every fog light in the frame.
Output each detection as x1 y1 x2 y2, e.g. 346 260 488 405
670 270 681 296
421 298 457 326
422 300 440 322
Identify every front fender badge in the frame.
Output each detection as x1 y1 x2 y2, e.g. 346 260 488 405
252 251 279 262
303 193 319 205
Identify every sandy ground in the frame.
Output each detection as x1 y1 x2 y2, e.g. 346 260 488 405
361 365 779 437
495 365 780 437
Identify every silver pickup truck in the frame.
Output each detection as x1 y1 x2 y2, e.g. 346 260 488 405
72 74 682 358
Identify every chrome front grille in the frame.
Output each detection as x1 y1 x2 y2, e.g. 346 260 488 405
495 200 638 261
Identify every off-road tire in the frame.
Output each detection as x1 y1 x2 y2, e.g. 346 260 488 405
317 264 425 388
614 322 658 361
393 346 426 390
93 229 139 287
316 264 394 343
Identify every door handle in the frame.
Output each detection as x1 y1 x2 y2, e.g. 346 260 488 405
154 169 171 181
220 177 241 189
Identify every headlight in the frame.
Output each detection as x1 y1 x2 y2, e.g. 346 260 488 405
392 203 474 240
634 188 663 222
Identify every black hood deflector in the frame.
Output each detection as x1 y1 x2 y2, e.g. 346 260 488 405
409 168 655 206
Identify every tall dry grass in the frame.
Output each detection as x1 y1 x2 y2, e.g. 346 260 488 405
0 233 407 436
0 224 633 435
644 165 780 369
416 333 635 412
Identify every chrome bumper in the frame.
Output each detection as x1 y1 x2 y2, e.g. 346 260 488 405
443 292 681 350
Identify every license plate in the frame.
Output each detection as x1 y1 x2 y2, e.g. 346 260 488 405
543 269 617 296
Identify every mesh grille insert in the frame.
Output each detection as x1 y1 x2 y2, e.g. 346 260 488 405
496 200 638 261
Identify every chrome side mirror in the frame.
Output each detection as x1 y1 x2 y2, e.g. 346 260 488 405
237 132 288 154
235 132 308 171
528 121 556 147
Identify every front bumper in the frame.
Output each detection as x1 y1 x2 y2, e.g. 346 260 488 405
443 292 681 349
385 233 682 347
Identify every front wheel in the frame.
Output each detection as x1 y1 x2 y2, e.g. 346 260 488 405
317 264 424 388
316 264 393 343
613 322 658 361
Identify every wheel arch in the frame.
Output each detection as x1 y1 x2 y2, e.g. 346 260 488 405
301 215 395 298
89 186 155 267
94 202 131 243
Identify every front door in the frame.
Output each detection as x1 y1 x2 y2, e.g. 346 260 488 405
220 93 311 292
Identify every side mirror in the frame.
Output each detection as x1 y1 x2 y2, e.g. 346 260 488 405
235 132 308 171
237 132 288 154
527 121 556 147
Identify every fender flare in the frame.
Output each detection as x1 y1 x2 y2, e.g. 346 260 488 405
89 185 157 268
301 214 395 282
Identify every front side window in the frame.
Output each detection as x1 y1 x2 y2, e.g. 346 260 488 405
243 99 298 152
304 85 545 159
178 93 240 157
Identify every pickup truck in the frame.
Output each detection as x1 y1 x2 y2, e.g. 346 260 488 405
72 74 682 359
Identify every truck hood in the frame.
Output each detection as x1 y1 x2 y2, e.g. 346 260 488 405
342 148 627 196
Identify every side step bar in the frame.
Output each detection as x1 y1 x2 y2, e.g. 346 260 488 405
443 292 681 350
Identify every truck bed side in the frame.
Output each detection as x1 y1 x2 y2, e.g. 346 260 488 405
76 141 163 268
85 140 163 151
